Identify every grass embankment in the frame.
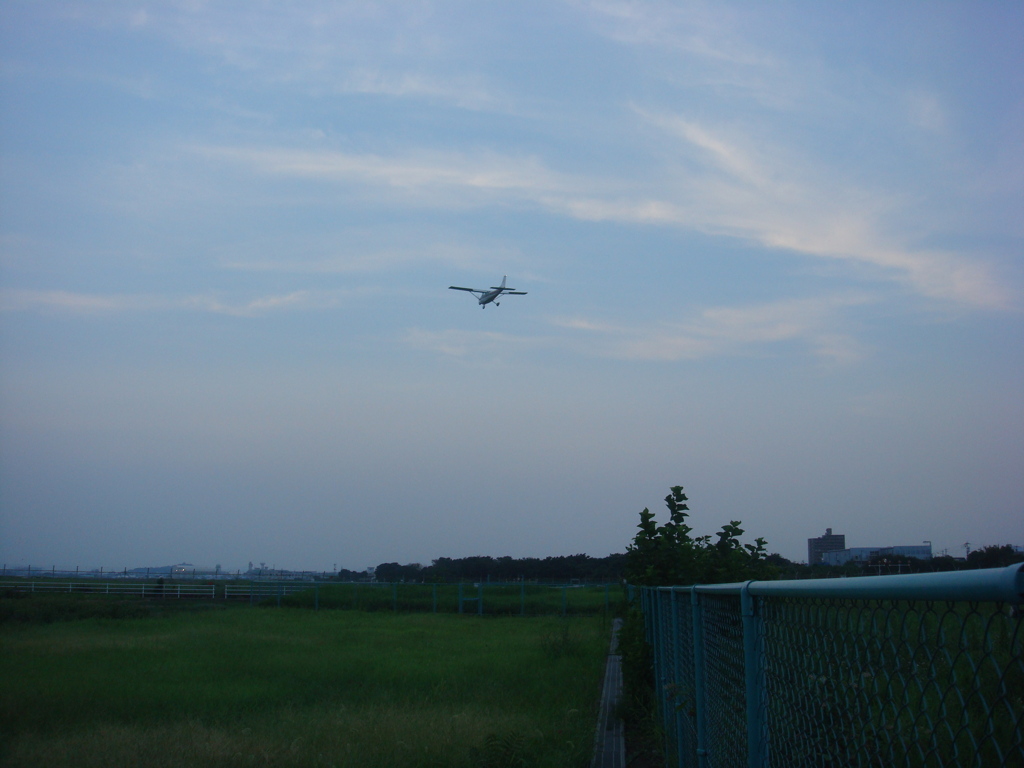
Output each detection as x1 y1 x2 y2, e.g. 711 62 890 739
0 607 610 768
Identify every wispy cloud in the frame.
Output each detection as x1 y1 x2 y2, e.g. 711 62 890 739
0 289 336 317
571 3 1018 309
65 1 506 113
551 294 873 364
404 328 553 359
220 240 496 275
0 290 150 314
561 111 1012 310
405 295 871 365
576 0 765 65
199 133 1012 311
339 68 501 111
185 291 322 317
199 145 569 197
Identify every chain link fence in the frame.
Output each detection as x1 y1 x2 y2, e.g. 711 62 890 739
634 564 1023 767
2 577 621 617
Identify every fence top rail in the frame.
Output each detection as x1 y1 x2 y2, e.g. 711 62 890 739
648 562 1024 603
0 580 212 587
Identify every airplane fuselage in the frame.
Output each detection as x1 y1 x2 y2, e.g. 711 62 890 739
448 276 527 308
478 288 503 306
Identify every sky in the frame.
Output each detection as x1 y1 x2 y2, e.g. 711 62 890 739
1 1 1022 573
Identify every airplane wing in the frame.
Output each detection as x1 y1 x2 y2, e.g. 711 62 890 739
505 291 527 295
449 286 479 292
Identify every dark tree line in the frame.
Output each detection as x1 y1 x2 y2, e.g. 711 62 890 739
365 553 628 584
965 544 1024 569
341 500 1021 587
348 544 1022 585
763 543 1023 579
334 567 370 581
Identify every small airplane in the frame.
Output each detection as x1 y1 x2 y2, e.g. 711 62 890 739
448 275 527 308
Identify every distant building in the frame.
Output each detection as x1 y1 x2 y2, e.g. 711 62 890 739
822 544 933 566
808 528 846 565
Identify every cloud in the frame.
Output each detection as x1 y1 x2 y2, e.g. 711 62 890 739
571 4 1017 309
185 291 323 317
220 239 496 275
59 1 505 113
0 289 335 317
551 294 873 364
0 290 150 314
404 294 870 365
199 145 568 196
199 131 1012 311
568 111 1012 310
575 0 762 64
404 328 554 359
905 90 949 134
339 68 500 111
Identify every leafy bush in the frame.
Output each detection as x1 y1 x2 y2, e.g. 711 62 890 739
624 485 774 587
619 485 776 766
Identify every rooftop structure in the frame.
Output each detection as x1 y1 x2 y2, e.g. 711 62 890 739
808 528 846 565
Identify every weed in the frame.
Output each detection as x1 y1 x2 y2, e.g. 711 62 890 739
541 621 586 659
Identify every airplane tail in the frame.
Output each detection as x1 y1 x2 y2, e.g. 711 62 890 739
491 275 507 289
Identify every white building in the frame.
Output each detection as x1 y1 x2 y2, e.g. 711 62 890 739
822 545 932 566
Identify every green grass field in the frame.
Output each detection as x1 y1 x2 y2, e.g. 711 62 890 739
277 582 621 616
0 605 611 767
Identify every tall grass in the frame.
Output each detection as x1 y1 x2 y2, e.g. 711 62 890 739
0 608 610 767
274 582 620 616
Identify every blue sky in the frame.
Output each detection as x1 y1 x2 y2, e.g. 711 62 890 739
1 1 1021 572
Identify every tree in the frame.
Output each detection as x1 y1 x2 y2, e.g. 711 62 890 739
624 485 771 586
966 545 1024 570
373 562 423 583
619 485 773 764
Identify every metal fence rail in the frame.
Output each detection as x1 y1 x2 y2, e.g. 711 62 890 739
634 564 1024 768
2 578 620 616
0 581 216 598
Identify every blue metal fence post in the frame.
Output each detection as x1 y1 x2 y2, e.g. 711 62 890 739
641 587 652 643
691 587 708 768
741 582 766 768
458 583 464 614
432 583 437 613
521 582 526 616
477 582 483 615
652 589 672 762
671 588 684 768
